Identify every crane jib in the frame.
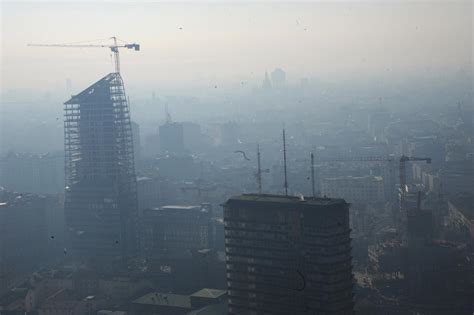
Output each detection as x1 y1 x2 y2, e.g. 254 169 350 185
27 37 140 74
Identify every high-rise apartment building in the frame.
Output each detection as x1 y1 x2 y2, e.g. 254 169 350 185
223 194 354 315
63 73 138 261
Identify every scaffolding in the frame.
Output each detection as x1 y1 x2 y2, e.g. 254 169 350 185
64 73 138 260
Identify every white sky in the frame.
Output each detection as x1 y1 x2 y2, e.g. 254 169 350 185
1 1 472 93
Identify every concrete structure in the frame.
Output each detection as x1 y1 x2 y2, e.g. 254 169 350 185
63 73 138 262
142 205 212 257
223 194 354 315
131 288 226 315
321 175 384 205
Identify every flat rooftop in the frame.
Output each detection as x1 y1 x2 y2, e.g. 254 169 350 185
132 292 191 308
224 194 347 207
191 288 226 299
161 205 202 210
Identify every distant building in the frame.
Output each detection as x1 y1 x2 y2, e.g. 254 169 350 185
321 175 385 204
223 194 354 315
261 71 272 90
155 154 196 180
0 192 59 294
137 176 162 214
142 205 212 257
0 152 64 195
143 133 160 157
182 122 203 152
271 68 286 88
367 110 391 142
369 239 472 313
439 160 473 196
159 122 185 153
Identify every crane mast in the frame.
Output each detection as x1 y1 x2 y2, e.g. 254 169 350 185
28 36 140 74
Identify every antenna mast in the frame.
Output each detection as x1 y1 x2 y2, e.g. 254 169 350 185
257 144 262 194
283 129 288 196
165 104 172 123
311 152 315 198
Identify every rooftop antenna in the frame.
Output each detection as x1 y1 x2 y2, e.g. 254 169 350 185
310 152 315 198
283 129 288 196
165 104 172 124
257 144 262 194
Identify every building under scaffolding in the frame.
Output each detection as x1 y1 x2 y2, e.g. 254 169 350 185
64 73 138 262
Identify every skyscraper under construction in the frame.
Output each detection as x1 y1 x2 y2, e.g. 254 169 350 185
64 72 138 262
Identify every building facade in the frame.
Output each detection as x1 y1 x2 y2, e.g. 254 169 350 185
142 205 212 257
321 175 384 205
223 194 353 315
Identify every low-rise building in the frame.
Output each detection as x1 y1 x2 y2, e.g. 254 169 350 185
131 288 226 315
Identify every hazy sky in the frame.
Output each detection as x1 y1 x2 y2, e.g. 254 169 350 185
1 1 472 94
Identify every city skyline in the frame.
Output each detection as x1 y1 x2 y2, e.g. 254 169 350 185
1 1 471 94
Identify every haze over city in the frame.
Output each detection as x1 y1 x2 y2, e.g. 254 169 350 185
2 1 471 93
0 1 472 314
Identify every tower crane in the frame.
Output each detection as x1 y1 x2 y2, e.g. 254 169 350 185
28 36 140 74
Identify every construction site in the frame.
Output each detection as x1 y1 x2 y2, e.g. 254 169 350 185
29 38 143 263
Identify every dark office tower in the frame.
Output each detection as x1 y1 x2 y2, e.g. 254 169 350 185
64 73 138 262
223 194 354 315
